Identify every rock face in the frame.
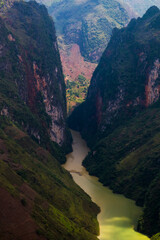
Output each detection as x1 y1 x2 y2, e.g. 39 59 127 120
0 0 71 153
69 6 160 145
145 59 160 106
37 0 131 112
69 6 160 238
0 1 100 240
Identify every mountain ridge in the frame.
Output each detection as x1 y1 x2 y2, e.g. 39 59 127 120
42 0 131 112
69 6 160 239
0 1 100 239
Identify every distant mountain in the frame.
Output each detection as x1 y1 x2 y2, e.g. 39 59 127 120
118 0 160 16
69 6 160 239
36 0 130 112
48 0 130 63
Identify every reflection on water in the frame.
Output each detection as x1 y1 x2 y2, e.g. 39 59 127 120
63 130 150 240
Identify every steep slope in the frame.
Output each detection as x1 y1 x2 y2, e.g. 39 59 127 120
0 118 99 240
83 102 160 238
36 0 130 112
0 1 100 239
41 0 130 63
0 0 72 153
69 6 160 145
69 6 160 238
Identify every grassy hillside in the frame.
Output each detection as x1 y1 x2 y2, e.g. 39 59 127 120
66 75 90 113
0 117 99 239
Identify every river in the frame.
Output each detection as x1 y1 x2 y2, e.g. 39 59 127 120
63 130 150 240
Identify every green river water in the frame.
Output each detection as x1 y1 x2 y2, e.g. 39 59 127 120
64 130 150 240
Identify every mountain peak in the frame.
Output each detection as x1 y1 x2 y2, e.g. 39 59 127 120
142 5 160 19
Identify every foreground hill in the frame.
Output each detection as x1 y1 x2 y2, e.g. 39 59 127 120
0 1 99 239
69 6 160 239
0 118 99 240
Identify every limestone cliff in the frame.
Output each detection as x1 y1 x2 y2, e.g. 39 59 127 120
0 1 100 239
69 6 160 238
69 6 160 145
0 0 72 154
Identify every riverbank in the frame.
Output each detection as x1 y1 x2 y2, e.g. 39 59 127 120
64 130 150 240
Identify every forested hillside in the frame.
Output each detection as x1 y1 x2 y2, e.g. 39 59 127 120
69 6 160 239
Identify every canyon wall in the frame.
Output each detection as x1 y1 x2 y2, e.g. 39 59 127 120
69 6 160 145
69 6 160 238
0 1 100 239
0 0 72 153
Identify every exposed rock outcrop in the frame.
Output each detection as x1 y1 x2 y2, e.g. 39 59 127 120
0 2 100 239
69 6 160 145
0 0 72 153
69 6 160 239
145 59 160 106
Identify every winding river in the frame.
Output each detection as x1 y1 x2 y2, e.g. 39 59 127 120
63 130 150 240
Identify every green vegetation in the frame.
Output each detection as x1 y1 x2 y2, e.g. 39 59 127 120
0 0 21 13
48 0 129 62
151 233 160 240
0 1 99 239
0 118 99 239
69 6 160 145
66 75 90 113
0 0 72 154
83 100 160 238
69 6 160 239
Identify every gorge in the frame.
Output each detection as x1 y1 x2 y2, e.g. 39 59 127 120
0 1 99 239
64 130 149 240
69 5 160 240
36 0 160 113
0 0 160 240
